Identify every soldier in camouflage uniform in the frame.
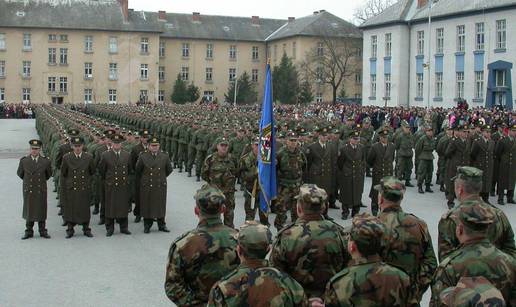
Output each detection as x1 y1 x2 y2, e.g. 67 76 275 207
376 176 437 302
415 125 435 194
322 213 414 307
437 166 516 261
275 131 307 230
439 276 506 307
165 184 239 306
270 184 350 298
207 221 308 307
430 202 516 306
202 137 238 228
395 120 415 187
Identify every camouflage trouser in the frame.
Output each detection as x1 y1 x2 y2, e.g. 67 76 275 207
243 189 268 225
186 146 196 172
417 159 433 186
274 185 299 230
195 150 207 176
396 156 413 181
222 191 235 228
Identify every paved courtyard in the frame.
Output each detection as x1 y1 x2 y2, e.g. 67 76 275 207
0 119 515 307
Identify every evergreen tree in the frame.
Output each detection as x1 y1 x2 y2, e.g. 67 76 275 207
272 53 299 104
171 74 189 104
298 79 314 104
224 72 257 105
187 82 200 102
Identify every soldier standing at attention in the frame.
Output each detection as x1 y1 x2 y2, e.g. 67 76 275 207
361 117 375 178
415 125 435 194
135 136 173 233
55 129 79 216
130 130 149 223
18 139 52 240
495 124 516 205
98 134 132 236
202 137 238 228
470 124 495 203
95 129 114 225
208 221 308 307
444 125 469 208
395 120 415 187
165 184 239 306
436 127 453 192
61 136 96 238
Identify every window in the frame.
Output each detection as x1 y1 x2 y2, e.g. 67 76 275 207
0 33 6 50
317 42 324 57
436 28 444 54
371 36 377 58
385 33 392 57
60 34 68 42
475 23 485 51
384 74 391 98
252 46 259 60
140 90 148 103
48 34 56 42
252 69 258 82
316 92 323 103
159 66 165 81
109 63 118 80
496 20 506 49
48 77 56 92
0 61 4 77
316 66 324 82
205 67 213 81
108 89 117 104
417 31 424 55
59 48 68 65
475 71 484 99
159 41 165 57
371 75 377 97
229 68 236 81
48 48 56 64
229 45 237 59
0 88 4 103
182 43 190 57
140 37 149 54
109 37 118 53
84 62 93 79
292 42 297 59
23 33 31 50
495 70 506 87
84 89 92 104
84 36 93 52
355 73 362 84
181 66 189 81
416 73 424 98
457 25 465 52
203 91 214 102
158 90 164 103
206 43 213 59
456 72 464 98
22 88 31 103
140 64 148 80
435 72 443 98
59 77 68 93
22 61 31 78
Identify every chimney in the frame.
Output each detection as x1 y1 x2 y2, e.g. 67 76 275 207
417 0 428 8
158 10 166 21
192 12 200 22
319 9 326 13
313 11 319 15
251 16 260 25
288 17 295 22
117 0 129 22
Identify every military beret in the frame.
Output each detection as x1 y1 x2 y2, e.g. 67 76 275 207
296 184 327 212
238 221 272 258
194 184 226 215
374 176 406 199
350 213 385 246
451 166 483 182
71 137 85 145
111 134 124 144
440 276 505 307
455 200 495 231
148 136 160 144
216 137 229 145
29 139 42 148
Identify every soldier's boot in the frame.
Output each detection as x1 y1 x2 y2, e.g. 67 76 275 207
106 219 114 237
158 219 170 232
371 203 378 216
351 206 360 218
21 229 34 240
196 175 200 182
366 168 372 177
83 224 93 237
507 190 515 204
405 180 414 187
134 215 141 223
447 201 455 209
418 185 424 194
58 207 63 216
440 185 446 192
106 228 114 237
498 193 505 206
98 216 105 225
92 204 99 215
65 225 74 239
61 218 67 227
425 185 434 193
38 222 51 239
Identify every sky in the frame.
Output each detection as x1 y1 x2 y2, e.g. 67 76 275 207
127 0 366 23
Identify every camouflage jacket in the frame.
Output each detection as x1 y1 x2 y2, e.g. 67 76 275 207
201 153 237 193
165 217 239 306
239 151 259 192
438 197 516 261
378 206 437 301
430 238 516 307
276 147 306 187
207 259 309 307
323 255 414 307
270 215 350 297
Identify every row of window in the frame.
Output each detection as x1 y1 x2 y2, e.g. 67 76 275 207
370 19 507 58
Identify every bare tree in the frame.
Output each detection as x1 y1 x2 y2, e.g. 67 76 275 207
301 36 361 104
353 0 396 24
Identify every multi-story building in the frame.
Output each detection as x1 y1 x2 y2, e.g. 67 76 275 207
0 0 362 104
360 0 515 110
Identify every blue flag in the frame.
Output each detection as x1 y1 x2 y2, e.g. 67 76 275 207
258 63 277 213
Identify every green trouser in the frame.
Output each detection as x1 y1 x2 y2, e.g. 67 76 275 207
437 157 446 185
274 185 299 230
243 189 268 225
195 150 207 176
54 169 60 201
417 159 433 186
186 146 196 172
396 156 413 181
178 143 188 168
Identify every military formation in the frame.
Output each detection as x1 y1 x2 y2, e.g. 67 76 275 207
16 103 516 306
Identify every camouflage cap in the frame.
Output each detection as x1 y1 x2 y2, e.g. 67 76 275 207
194 184 226 215
238 221 272 258
374 176 406 199
455 200 495 231
29 139 42 148
401 120 410 128
440 276 505 307
295 184 327 212
350 213 385 247
451 166 483 182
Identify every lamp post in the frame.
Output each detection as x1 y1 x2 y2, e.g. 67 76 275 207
426 0 434 108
